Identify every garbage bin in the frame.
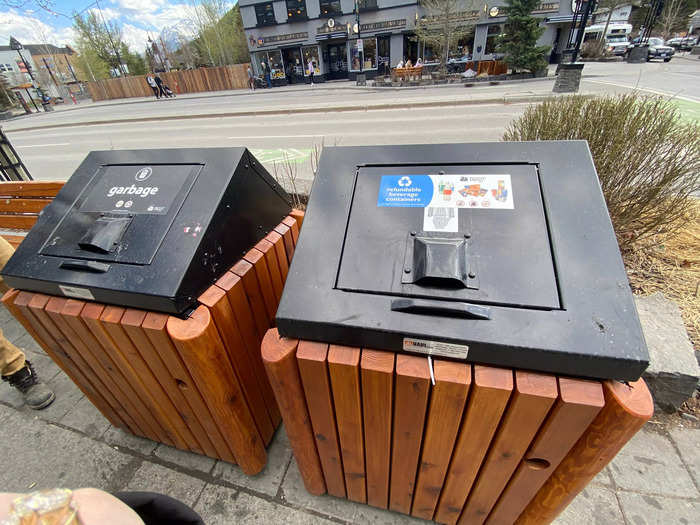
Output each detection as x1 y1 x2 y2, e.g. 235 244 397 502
2 148 299 475
261 142 653 521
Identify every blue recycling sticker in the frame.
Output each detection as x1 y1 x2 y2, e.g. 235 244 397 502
377 175 433 207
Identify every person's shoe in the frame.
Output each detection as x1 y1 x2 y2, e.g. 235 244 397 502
2 360 55 410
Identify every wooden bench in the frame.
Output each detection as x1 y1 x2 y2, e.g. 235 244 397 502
262 331 653 524
3 211 305 475
391 66 424 82
0 181 65 248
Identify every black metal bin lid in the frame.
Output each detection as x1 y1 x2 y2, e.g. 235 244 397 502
275 142 649 382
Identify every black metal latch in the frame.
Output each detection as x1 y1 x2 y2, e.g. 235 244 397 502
402 231 479 289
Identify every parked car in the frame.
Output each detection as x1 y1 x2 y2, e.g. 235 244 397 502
627 37 675 61
605 34 630 56
666 37 698 51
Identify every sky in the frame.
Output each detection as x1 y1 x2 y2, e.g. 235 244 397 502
0 0 205 53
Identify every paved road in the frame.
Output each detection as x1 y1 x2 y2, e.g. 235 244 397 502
5 103 524 192
3 59 698 191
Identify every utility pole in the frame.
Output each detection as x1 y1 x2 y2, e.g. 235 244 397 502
355 0 363 73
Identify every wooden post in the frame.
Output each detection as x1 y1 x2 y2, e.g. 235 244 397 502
459 371 558 525
389 355 431 515
412 361 471 520
361 349 395 509
261 329 326 496
515 379 653 524
328 345 366 504
297 341 346 498
486 378 605 525
435 366 513 525
168 306 267 475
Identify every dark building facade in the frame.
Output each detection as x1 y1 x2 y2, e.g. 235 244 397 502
240 0 577 82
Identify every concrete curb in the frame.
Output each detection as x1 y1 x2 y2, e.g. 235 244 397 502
6 94 559 133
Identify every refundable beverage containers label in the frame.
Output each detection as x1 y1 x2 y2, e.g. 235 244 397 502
377 174 514 232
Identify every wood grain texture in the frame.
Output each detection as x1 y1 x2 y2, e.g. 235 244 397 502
289 209 305 230
121 308 212 455
412 360 471 520
0 215 37 230
273 223 294 264
100 306 189 449
487 378 604 525
199 285 275 445
282 216 299 244
10 292 125 433
515 379 653 525
142 311 236 463
255 239 284 302
389 355 431 515
296 340 346 499
242 248 277 322
80 303 164 442
458 371 558 525
230 262 270 340
264 231 289 281
361 349 395 509
168 306 267 475
435 366 514 525
31 296 125 430
215 271 281 426
261 329 326 496
0 182 64 197
59 299 144 436
0 198 50 213
328 345 366 504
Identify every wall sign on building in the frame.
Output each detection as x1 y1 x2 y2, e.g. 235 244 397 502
360 19 407 32
260 32 308 44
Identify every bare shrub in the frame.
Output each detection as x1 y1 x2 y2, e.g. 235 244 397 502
503 94 700 250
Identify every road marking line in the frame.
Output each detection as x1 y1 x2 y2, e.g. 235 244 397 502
228 134 323 139
15 142 70 148
583 79 699 102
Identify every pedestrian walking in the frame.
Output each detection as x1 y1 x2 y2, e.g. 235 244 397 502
262 61 272 88
154 74 170 98
247 65 255 90
146 73 159 98
0 236 55 410
308 58 315 86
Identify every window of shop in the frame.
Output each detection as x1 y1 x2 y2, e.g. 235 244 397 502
253 50 286 79
319 0 342 17
286 0 307 21
350 37 377 71
485 25 503 55
255 2 276 26
358 0 378 11
302 45 321 76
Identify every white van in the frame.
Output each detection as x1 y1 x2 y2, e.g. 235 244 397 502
584 23 633 55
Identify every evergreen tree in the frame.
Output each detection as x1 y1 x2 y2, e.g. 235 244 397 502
497 0 550 73
120 44 147 76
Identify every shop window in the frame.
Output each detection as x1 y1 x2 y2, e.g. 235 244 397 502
255 3 276 26
286 0 307 21
302 45 321 76
358 0 378 11
319 0 342 17
485 24 503 55
253 50 286 79
350 37 377 71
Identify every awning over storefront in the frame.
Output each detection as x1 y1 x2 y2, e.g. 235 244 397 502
316 32 348 41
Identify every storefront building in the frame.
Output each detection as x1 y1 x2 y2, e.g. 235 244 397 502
239 0 577 82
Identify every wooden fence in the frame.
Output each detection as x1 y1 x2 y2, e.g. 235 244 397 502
86 64 251 102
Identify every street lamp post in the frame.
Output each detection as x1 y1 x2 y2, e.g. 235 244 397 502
9 36 41 112
355 0 362 73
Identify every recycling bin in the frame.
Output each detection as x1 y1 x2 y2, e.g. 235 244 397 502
261 142 653 522
2 148 299 474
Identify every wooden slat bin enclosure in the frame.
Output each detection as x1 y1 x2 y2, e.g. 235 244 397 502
262 330 653 524
2 212 303 475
